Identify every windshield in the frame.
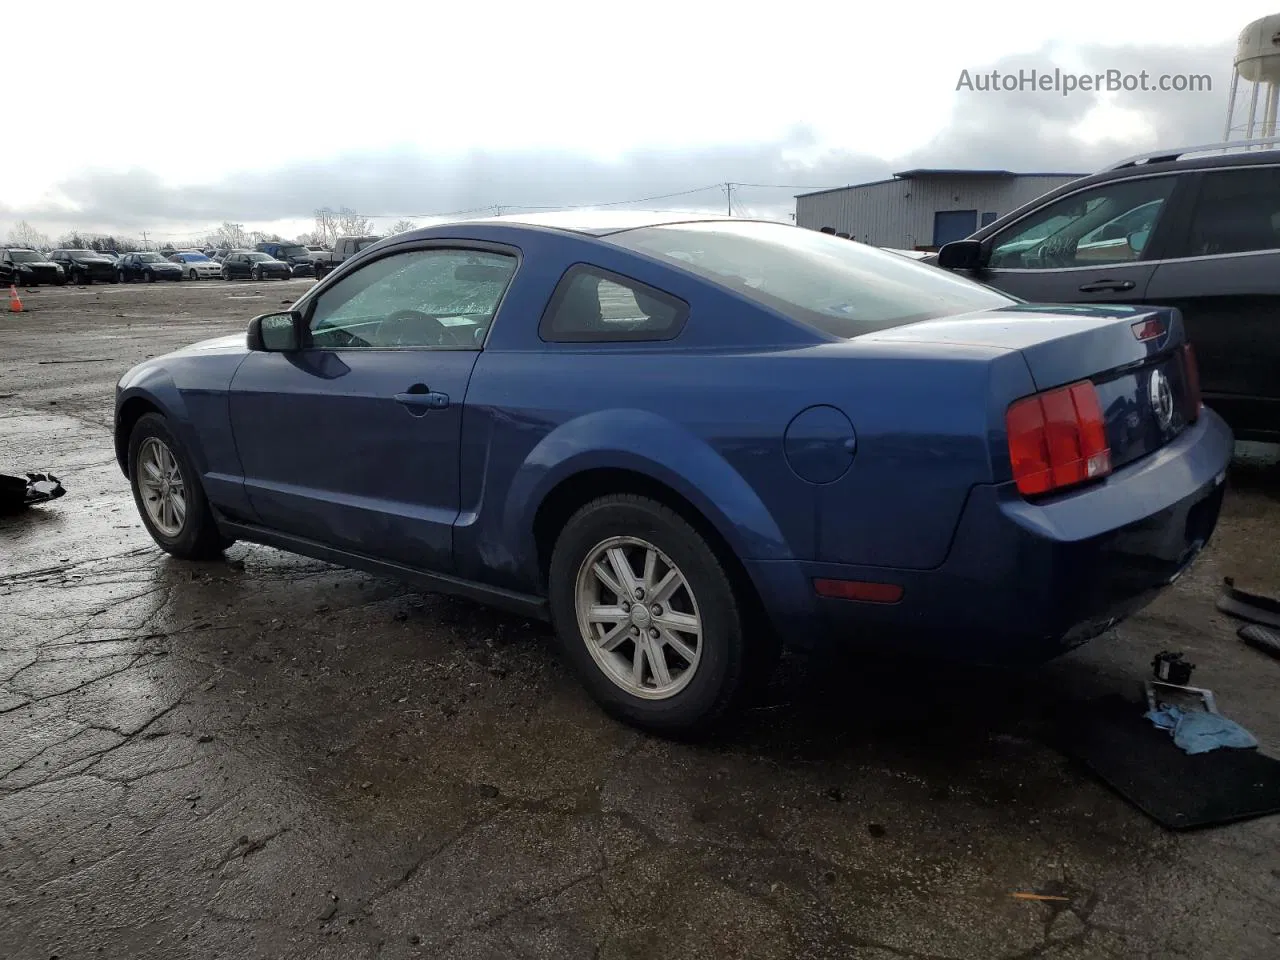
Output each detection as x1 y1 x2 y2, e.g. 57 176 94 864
8 250 45 262
356 238 380 251
67 250 98 258
179 253 209 262
278 245 308 258
246 252 272 262
137 253 166 263
606 220 1015 338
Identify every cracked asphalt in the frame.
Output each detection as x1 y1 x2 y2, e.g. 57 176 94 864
2 281 1280 960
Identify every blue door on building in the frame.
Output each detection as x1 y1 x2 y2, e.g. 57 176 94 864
933 210 978 246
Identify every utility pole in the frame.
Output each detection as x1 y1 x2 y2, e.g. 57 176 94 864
725 182 733 216
141 231 149 250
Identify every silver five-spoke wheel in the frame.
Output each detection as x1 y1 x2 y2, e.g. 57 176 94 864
574 536 702 700
136 437 187 537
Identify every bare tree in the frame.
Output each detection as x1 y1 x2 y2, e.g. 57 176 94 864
207 222 248 249
390 219 416 235
7 220 50 249
312 208 339 246
335 207 373 236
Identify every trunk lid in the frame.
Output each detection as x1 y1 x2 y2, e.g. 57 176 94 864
857 304 1197 470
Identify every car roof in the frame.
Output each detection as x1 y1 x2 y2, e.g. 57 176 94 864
446 209 754 237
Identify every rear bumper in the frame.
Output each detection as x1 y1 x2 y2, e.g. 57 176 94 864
748 408 1234 664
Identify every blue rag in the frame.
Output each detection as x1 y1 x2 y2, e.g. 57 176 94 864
1145 704 1258 755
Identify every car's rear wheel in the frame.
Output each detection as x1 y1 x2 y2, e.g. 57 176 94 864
129 413 232 560
548 494 766 737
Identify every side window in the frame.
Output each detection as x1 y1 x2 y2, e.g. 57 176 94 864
988 176 1176 269
1175 166 1280 258
307 247 516 350
538 265 688 343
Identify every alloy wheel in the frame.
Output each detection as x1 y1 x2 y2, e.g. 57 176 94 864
136 437 187 538
574 536 703 700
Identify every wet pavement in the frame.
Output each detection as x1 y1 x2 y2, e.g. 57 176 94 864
3 282 1280 960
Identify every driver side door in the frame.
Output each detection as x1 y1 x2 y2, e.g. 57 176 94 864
968 174 1186 306
227 243 518 572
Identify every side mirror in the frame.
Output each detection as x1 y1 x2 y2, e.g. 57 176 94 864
935 239 988 270
247 311 303 351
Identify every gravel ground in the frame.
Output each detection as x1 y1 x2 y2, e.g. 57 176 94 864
2 280 1279 960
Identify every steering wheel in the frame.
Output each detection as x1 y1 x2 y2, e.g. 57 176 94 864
381 309 450 347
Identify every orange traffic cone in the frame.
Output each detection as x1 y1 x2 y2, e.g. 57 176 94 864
8 285 22 313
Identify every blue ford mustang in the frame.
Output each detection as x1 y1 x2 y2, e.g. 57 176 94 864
114 212 1233 734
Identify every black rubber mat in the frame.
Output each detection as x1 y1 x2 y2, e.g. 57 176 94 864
1056 695 1280 830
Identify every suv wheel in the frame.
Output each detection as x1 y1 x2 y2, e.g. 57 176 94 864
548 494 774 736
128 413 233 559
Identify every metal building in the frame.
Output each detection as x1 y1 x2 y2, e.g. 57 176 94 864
795 169 1086 251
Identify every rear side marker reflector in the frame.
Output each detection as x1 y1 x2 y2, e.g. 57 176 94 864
814 578 903 604
1006 379 1112 497
1131 318 1166 342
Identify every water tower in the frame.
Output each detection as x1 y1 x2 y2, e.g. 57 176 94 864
1224 14 1280 142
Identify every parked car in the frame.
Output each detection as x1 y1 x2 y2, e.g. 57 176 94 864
118 251 184 283
99 251 121 264
254 242 317 277
931 142 1280 442
113 212 1231 735
221 251 293 280
49 249 118 284
2 248 65 286
169 251 222 280
312 235 383 278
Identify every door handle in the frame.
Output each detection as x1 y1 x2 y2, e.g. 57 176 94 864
395 387 450 414
1078 279 1135 293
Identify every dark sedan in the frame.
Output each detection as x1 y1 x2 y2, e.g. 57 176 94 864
221 251 292 280
2 248 65 286
49 249 118 284
117 252 184 283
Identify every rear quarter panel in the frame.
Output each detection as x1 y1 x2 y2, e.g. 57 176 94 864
450 225 1023 590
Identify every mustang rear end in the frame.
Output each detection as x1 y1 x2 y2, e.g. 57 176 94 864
756 304 1233 664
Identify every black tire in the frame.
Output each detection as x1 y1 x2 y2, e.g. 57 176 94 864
548 494 771 737
145 270 155 283
128 412 232 560
55 277 66 286
117 270 127 283
189 270 198 281
252 267 261 281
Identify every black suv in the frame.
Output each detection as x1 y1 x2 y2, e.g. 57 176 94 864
933 142 1280 441
2 248 64 286
48 249 118 284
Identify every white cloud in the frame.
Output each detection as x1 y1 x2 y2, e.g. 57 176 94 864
2 0 1273 243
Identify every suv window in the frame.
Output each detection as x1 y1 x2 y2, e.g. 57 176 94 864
539 265 688 343
1175 166 1280 258
308 248 516 350
988 176 1177 269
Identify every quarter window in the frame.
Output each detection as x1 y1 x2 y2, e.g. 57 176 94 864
988 177 1176 269
1175 166 1280 257
307 247 516 350
538 265 688 343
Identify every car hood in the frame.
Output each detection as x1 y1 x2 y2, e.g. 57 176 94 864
14 260 57 268
74 257 113 264
174 333 249 354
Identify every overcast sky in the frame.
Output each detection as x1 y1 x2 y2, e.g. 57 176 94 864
2 0 1274 244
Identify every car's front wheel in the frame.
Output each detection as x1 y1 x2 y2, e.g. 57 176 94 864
549 494 771 736
128 413 233 559
189 269 198 281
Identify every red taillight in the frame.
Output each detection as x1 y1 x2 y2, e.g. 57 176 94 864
1006 380 1112 497
1131 318 1166 342
1183 344 1202 422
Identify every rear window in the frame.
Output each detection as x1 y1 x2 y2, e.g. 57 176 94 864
605 220 1015 337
